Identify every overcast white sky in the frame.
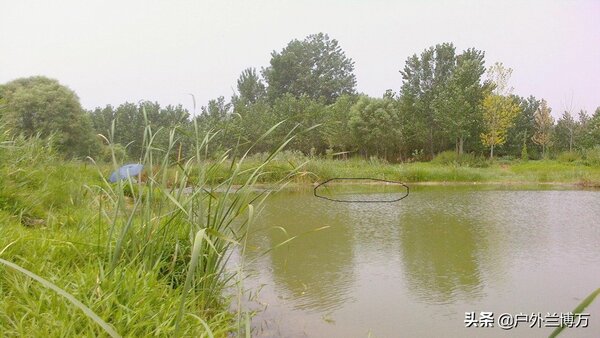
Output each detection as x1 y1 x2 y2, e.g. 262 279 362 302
1 0 599 117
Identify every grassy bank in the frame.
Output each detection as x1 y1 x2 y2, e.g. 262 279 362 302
0 124 299 337
198 153 600 187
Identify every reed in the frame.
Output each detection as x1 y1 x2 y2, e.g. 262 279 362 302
0 116 302 336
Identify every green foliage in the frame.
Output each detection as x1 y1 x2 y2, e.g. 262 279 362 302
233 67 266 105
90 101 189 159
269 94 328 154
556 151 581 163
532 99 555 157
503 95 540 157
480 94 521 158
399 43 456 157
554 111 577 151
99 143 127 163
431 150 462 165
0 131 93 223
0 119 301 336
521 142 529 161
0 76 98 158
322 94 357 152
433 48 487 155
263 32 356 103
431 150 488 168
480 63 521 158
348 96 401 160
583 146 600 166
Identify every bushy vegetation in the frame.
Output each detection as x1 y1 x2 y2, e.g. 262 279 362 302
0 119 303 336
583 146 600 166
0 77 98 158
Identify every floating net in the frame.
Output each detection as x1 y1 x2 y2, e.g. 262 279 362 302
314 178 409 203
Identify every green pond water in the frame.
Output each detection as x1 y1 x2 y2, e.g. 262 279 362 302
241 185 600 337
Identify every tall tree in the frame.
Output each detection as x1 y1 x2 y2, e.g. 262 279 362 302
433 48 487 155
586 107 600 147
322 94 357 153
480 94 521 158
576 110 596 150
532 99 555 157
195 96 233 152
269 94 328 154
348 95 401 160
480 63 521 158
230 99 276 153
504 95 540 158
486 62 514 96
0 76 98 157
399 43 456 158
233 67 266 106
263 33 356 104
554 111 577 152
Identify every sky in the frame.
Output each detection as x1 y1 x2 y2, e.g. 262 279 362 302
1 0 599 118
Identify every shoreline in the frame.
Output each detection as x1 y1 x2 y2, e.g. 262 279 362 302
221 180 600 191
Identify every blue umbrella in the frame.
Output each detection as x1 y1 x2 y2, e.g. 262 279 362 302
108 164 144 183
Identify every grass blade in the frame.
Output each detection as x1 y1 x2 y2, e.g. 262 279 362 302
174 229 206 337
0 258 120 338
549 287 600 338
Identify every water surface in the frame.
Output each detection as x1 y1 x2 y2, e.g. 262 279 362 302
242 185 600 337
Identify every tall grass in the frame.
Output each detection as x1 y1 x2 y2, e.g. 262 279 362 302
89 112 307 335
1 116 304 336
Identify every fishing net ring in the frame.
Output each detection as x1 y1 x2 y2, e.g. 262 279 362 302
313 178 410 203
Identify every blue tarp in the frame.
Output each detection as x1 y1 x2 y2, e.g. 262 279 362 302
108 164 144 183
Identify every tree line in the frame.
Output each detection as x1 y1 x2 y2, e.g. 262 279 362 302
1 33 599 162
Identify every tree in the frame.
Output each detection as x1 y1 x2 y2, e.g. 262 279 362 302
233 67 266 106
480 94 521 158
269 94 328 154
194 96 233 153
433 48 487 155
399 43 457 158
554 111 577 152
322 94 358 154
0 76 98 157
263 33 356 104
89 101 190 160
504 95 540 158
585 107 600 147
480 63 521 158
576 109 597 150
532 99 554 157
486 62 514 96
230 99 276 153
348 95 401 160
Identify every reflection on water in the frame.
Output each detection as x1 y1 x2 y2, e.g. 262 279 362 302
399 206 485 305
243 185 600 337
248 193 356 313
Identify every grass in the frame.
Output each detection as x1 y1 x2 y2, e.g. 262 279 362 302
0 118 302 336
190 154 600 187
549 287 600 338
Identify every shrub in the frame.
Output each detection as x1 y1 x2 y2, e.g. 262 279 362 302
557 151 581 163
521 143 529 161
431 151 488 167
431 150 459 165
100 143 127 163
583 146 600 166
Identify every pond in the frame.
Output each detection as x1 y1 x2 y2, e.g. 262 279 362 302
241 185 600 337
